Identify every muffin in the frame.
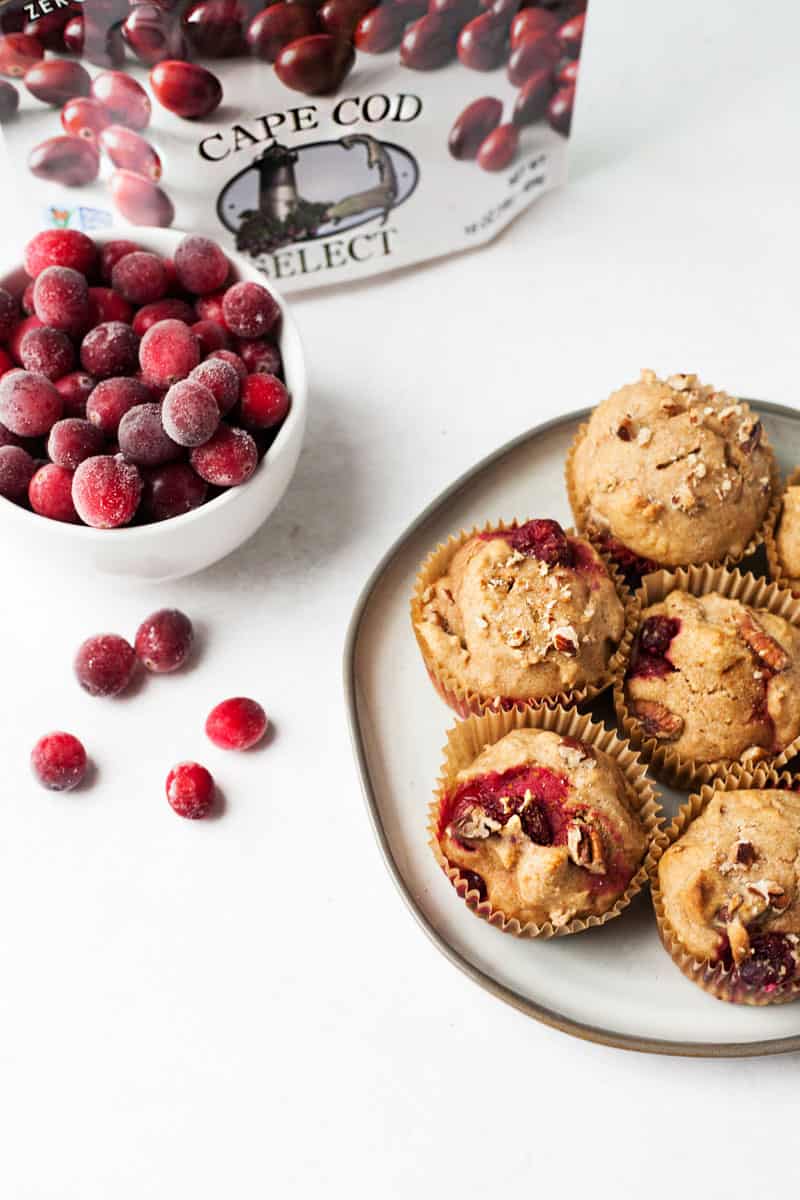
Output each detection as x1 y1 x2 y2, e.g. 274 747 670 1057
434 725 650 931
769 472 800 590
412 519 627 714
622 589 800 768
568 370 776 579
656 785 800 1004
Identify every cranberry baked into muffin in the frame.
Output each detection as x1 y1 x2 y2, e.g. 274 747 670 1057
435 728 648 930
568 370 776 580
657 787 800 1003
412 519 626 711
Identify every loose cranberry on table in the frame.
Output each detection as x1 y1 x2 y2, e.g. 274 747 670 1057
24 58 91 106
28 135 100 187
135 608 193 673
140 461 207 521
61 96 111 143
0 369 62 436
150 60 223 119
33 265 89 336
110 169 175 227
222 281 281 340
190 424 258 486
29 462 79 523
0 32 44 79
139 318 200 388
90 70 151 130
86 376 151 436
111 251 169 306
24 229 96 279
31 731 88 791
162 378 219 447
74 632 137 696
174 235 229 295
48 418 105 469
0 444 36 500
206 697 268 751
19 325 74 380
240 373 290 430
166 761 215 819
72 454 143 528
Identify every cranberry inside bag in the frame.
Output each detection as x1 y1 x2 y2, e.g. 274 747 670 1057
0 0 587 293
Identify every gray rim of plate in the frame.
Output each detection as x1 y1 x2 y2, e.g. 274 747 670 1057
343 401 800 1058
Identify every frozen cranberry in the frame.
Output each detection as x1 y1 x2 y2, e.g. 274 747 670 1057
477 122 519 171
0 369 62 436
185 0 250 58
122 2 187 65
194 289 228 328
111 251 168 306
513 68 554 126
33 266 89 337
48 417 105 469
29 462 79 523
99 239 143 283
240 373 289 430
74 632 137 695
100 125 162 181
139 318 200 387
150 59 223 119
449 96 502 160
172 235 228 296
72 454 142 527
20 325 74 380
132 299 195 339
161 379 218 448
191 319 230 355
135 607 193 673
141 461 207 521
24 229 96 280
547 84 574 135
0 32 44 79
81 321 139 379
274 33 354 95
353 5 406 53
31 731 88 791
189 358 239 414
166 761 215 819
87 286 133 327
0 351 14 380
9 315 44 364
236 337 283 376
86 376 150 435
0 443 36 499
0 286 19 340
247 3 319 61
191 424 257 486
29 135 100 186
118 402 180 466
208 348 246 381
55 370 96 417
0 78 19 120
206 697 268 750
24 59 91 105
222 281 280 340
110 170 175 227
90 70 151 130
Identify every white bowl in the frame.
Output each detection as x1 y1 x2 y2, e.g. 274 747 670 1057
0 227 307 582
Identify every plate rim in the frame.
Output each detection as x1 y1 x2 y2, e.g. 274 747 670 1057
343 401 800 1058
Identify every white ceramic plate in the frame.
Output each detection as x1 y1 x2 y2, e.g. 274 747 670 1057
345 402 800 1057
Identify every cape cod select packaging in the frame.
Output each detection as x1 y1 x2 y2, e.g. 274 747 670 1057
0 0 587 292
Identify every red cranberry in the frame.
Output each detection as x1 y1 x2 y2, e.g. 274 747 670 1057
29 135 100 186
24 58 91 106
75 16 126 68
74 632 137 694
111 251 168 305
194 289 228 327
184 0 249 58
0 286 18 340
9 315 44 364
20 325 74 380
0 77 19 120
33 265 89 336
24 229 96 279
494 518 573 565
87 286 133 327
48 417 105 469
510 7 558 47
520 801 552 845
0 369 62 436
166 761 215 819
62 13 85 55
477 123 518 171
222 281 280 340
191 320 230 355
87 375 151 435
274 34 355 95
22 8 75 51
190 424 257 486
140 461 207 521
110 170 175 227
547 84 574 135
240 373 289 430
31 731 88 791
206 697 268 750
118 402 181 466
449 96 502 160
319 0 372 38
737 934 797 991
236 337 282 376
99 239 144 283
353 6 406 53
100 125 162 181
0 443 36 499
640 616 681 657
162 379 219 447
557 58 578 87
0 32 44 79
134 607 193 673
558 11 584 54
457 12 507 71
72 454 142 527
174 235 229 296
21 282 36 315
0 350 15 379
247 3 319 62
122 2 186 64
189 358 239 414
139 318 200 387
150 59 223 119
81 321 139 378
55 370 96 417
29 462 79 522
400 15 458 70
513 68 555 127
456 869 487 902
132 299 195 339
90 70 151 130
507 31 559 86
208 348 246 381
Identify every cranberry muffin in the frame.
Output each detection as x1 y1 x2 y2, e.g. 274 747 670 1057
568 370 776 580
657 787 800 1003
436 727 648 929
623 590 800 765
772 481 800 589
412 519 626 711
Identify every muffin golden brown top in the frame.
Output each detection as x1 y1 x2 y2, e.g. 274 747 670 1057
438 728 648 928
624 591 800 764
775 486 800 588
414 520 625 704
658 788 800 992
570 370 775 571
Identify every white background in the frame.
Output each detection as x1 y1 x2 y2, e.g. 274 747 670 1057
1 1 799 1196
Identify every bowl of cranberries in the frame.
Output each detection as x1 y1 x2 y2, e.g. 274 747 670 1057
0 226 307 580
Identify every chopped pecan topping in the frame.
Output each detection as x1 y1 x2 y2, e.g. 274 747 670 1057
566 819 606 875
667 373 695 392
552 625 578 655
631 699 684 740
738 418 762 454
738 613 790 672
637 426 653 447
747 879 788 910
505 627 529 649
660 399 684 416
452 806 502 841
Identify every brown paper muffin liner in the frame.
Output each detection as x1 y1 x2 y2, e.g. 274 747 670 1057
428 704 662 938
410 519 638 719
765 466 800 596
565 421 781 588
614 564 800 790
649 765 800 1005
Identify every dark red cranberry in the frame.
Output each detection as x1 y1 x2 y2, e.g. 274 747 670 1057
319 0 372 39
87 286 134 327
191 320 230 355
150 59 223 119
135 608 193 673
520 802 552 845
99 239 144 283
400 14 458 69
55 370 96 418
0 78 19 120
558 10 583 54
640 616 680 657
222 281 280 339
100 125 162 181
133 298 195 338
507 31 559 86
23 7 76 51
72 454 143 527
0 286 18 341
140 460 207 521
274 33 355 95
236 337 282 376
0 33 44 79
207 348 246 381
62 13 85 54
24 229 96 279
194 289 228 327
513 68 554 127
162 379 219 446
111 251 168 305
29 462 79 523
490 518 573 566
510 6 557 47
118 402 181 466
0 443 36 499
29 135 100 186
0 350 14 379
48 417 105 469
139 319 200 387
190 358 239 414
353 5 405 52
477 122 518 171
247 3 319 61
206 697 268 750
595 533 658 587
457 11 507 71
557 58 578 87
190 424 258 485
8 316 44 364
240 373 289 429
87 376 151 435
21 282 36 316
31 731 88 791
737 934 797 991
122 2 187 64
74 632 137 695
456 868 487 902
0 368 62 437
174 234 229 295
81 321 139 379
449 95 502 160
547 83 574 135
90 70 151 130
33 266 89 336
184 0 249 58
24 59 91 106
166 761 215 819
20 326 74 380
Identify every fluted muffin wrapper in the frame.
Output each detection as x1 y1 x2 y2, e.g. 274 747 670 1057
765 466 800 596
428 704 662 939
410 519 637 719
565 421 782 588
649 765 800 1006
614 564 800 790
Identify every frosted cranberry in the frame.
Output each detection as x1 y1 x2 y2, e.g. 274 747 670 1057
353 5 405 53
191 319 230 355
236 337 283 376
0 32 44 79
0 78 19 120
162 379 219 447
507 32 560 86
141 461 207 521
0 287 18 341
87 286 133 327
509 7 558 48
135 607 193 673
247 3 319 61
29 136 100 186
737 934 797 991
166 761 215 819
122 2 187 64
274 33 354 95
21 282 36 315
477 123 519 171
513 68 554 126
111 251 168 306
240 372 289 430
191 424 257 486
20 326 74 380
557 58 578 87
222 281 280 340
110 170 175 227
449 96 502 160
87 376 150 435
150 60 223 119
189 358 239 414
48 417 105 469
90 70 151 130
0 350 14 379
33 266 89 336
185 0 249 58
118 402 180 466
206 697 268 751
0 443 36 499
24 58 91 105
31 732 88 791
29 462 79 522
208 348 246 381
55 370 96 417
100 125 162 181
99 239 143 283
0 369 62 436
24 229 96 280
9 315 44 364
194 289 228 327
558 11 583 54
72 454 142 527
172 236 228 297
132 298 195 338
81 321 139 378
139 318 199 387
74 632 136 695
547 84 574 135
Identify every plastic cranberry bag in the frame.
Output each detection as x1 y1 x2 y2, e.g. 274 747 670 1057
0 0 587 292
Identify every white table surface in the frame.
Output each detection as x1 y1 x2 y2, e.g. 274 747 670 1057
1 1 799 1195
